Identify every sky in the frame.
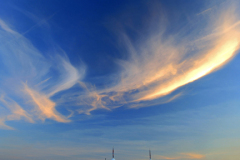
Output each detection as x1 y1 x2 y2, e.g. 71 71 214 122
0 0 240 159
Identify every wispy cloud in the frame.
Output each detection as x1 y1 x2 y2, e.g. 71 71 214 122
24 84 69 122
0 0 240 125
73 1 240 114
0 19 17 34
0 118 14 130
0 17 84 128
0 95 34 123
197 8 212 16
48 55 85 97
115 4 240 102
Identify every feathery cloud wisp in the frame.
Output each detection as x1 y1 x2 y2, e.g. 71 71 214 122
0 17 84 128
24 84 70 122
75 2 240 114
0 95 34 123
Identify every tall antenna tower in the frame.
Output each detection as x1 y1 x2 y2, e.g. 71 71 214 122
112 147 114 158
149 150 151 160
111 147 115 160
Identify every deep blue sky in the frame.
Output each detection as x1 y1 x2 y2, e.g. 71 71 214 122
0 0 240 160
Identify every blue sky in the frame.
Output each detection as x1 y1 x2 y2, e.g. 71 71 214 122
1 0 240 159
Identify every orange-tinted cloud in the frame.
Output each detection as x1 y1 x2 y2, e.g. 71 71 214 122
0 95 34 123
77 82 110 115
76 1 240 114
120 5 240 102
181 153 205 159
24 84 70 123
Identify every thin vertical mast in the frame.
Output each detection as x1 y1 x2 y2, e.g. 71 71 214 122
112 147 114 158
149 150 151 160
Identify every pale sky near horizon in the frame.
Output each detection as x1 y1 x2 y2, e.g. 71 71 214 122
1 0 240 159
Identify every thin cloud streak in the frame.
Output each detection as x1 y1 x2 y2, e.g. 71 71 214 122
0 118 13 130
48 55 85 97
0 19 16 34
0 95 34 123
197 8 212 16
24 84 70 123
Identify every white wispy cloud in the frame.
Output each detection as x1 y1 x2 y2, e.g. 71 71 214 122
0 19 17 34
48 55 85 97
74 1 240 114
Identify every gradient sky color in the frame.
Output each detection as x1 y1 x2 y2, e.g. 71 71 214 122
1 0 240 160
